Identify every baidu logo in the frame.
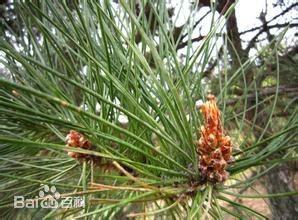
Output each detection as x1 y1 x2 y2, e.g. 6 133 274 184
14 184 84 209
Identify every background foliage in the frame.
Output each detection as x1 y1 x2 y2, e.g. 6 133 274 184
0 0 297 219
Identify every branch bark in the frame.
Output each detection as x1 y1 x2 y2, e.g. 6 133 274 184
226 85 298 106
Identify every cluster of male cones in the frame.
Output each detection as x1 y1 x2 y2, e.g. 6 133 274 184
197 94 233 183
66 130 100 163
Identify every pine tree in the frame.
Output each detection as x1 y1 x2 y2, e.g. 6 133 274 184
0 1 297 219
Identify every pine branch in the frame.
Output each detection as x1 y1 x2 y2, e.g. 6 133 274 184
240 2 298 35
245 23 298 52
226 85 298 106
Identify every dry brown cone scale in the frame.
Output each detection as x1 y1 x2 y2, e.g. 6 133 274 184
197 94 234 183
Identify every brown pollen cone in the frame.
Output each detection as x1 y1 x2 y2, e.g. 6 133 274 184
197 94 233 183
66 130 99 162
